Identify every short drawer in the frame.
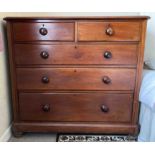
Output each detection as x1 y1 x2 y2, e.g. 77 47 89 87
78 22 140 41
14 44 138 66
13 22 75 41
16 68 136 90
19 93 133 122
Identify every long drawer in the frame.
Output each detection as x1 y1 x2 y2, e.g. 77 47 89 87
14 44 138 66
16 68 136 90
78 22 140 41
13 22 75 41
19 92 133 122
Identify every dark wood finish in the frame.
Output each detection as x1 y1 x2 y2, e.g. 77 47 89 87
12 126 24 137
78 22 140 41
101 104 109 113
102 76 112 84
39 27 48 36
132 20 148 124
14 44 138 65
16 68 136 90
13 122 139 134
6 22 19 122
13 22 75 41
4 16 149 136
4 16 150 21
40 51 49 59
19 93 133 122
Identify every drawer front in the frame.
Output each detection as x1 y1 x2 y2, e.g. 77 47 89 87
16 68 136 90
19 93 133 122
78 22 140 41
13 22 75 41
15 44 138 66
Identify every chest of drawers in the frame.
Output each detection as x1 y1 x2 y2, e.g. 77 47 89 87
4 16 149 136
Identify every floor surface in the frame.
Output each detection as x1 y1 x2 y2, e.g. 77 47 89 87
9 133 57 142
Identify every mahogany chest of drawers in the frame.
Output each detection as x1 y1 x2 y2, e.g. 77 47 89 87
4 16 149 136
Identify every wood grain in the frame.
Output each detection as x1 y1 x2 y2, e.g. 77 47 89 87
14 44 138 65
4 16 150 21
19 93 133 122
78 22 140 41
13 22 75 41
4 17 149 136
13 122 139 134
16 68 136 91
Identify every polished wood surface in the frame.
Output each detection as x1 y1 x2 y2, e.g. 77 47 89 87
4 16 149 136
13 122 139 134
78 22 140 41
19 93 132 122
13 22 75 41
16 68 136 90
4 16 150 21
14 44 138 65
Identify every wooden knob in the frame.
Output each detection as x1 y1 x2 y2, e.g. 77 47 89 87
39 27 48 36
42 76 49 83
104 51 112 59
102 76 111 84
42 104 50 112
105 27 114 36
101 105 109 113
40 51 49 59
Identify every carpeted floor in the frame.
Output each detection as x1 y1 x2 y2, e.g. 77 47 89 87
9 133 57 142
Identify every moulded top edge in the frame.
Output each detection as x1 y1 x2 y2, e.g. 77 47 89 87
3 16 150 21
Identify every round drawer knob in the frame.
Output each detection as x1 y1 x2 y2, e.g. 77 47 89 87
40 51 49 59
102 76 111 84
42 76 49 83
104 51 112 59
101 105 109 113
105 27 114 36
42 104 50 112
39 27 48 36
